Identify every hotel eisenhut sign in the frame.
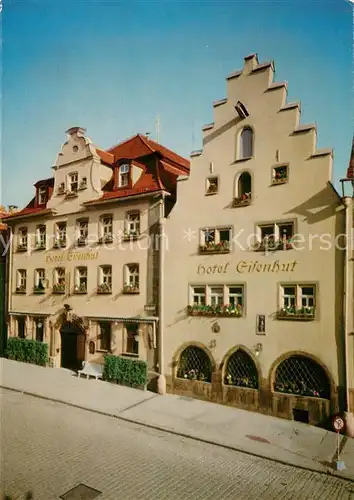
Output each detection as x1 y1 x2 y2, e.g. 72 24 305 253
197 260 297 275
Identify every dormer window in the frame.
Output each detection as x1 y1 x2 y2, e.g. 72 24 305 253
119 164 130 187
69 172 78 193
38 186 47 205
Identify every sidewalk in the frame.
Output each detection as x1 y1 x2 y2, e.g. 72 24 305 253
1 358 353 481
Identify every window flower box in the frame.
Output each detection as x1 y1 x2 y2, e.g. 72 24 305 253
187 304 243 318
199 241 230 254
52 283 65 295
98 234 113 244
123 284 140 294
33 285 45 295
181 369 206 381
254 237 293 252
276 307 315 321
15 286 26 294
123 231 140 241
65 190 78 198
53 239 66 249
74 284 87 294
272 176 288 185
76 237 87 247
17 244 27 252
97 283 112 294
35 241 46 251
232 193 251 207
274 382 321 398
224 374 257 389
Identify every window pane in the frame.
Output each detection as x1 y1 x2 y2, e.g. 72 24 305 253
219 230 230 242
301 287 314 296
261 226 274 238
279 223 294 239
284 287 296 295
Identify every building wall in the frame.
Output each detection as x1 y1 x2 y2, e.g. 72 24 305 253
163 55 344 424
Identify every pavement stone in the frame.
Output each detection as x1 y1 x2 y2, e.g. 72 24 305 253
1 358 353 482
2 389 354 500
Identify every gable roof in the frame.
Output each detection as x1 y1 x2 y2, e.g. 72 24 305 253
95 148 115 166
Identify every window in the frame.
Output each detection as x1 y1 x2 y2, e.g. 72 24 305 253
278 284 316 319
177 346 212 382
119 164 130 187
58 182 65 194
53 267 66 294
17 316 26 338
38 186 47 204
100 215 113 243
79 177 87 189
77 219 88 246
35 225 46 249
55 222 67 248
17 227 28 251
16 270 27 293
255 221 294 251
233 171 252 206
98 322 111 351
125 212 140 237
188 284 244 317
34 269 46 293
238 127 253 160
124 323 139 356
74 266 87 293
272 165 289 185
69 172 78 193
124 264 140 293
199 227 231 253
98 265 112 293
206 177 218 195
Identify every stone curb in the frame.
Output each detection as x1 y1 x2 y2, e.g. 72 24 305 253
2 384 353 484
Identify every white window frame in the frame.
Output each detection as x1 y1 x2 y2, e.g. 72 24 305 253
100 215 113 238
56 222 67 245
206 176 219 195
75 266 87 292
257 221 294 243
77 219 88 242
18 227 28 247
200 227 232 247
54 267 66 286
16 269 27 290
279 284 316 310
36 225 46 248
99 265 112 287
34 268 46 288
125 264 139 287
119 164 130 187
125 212 140 235
38 186 47 204
68 172 78 193
124 323 139 356
190 284 245 310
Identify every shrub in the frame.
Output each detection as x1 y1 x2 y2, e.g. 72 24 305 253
103 354 147 388
6 338 48 367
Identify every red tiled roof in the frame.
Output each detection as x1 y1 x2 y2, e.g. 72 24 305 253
108 134 190 172
96 148 114 166
2 206 51 221
34 177 55 187
346 136 354 179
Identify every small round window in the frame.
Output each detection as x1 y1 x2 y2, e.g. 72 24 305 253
73 145 78 152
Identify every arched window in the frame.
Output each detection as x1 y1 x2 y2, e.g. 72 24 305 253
237 172 252 199
274 355 330 399
224 349 258 389
238 127 253 160
177 345 212 382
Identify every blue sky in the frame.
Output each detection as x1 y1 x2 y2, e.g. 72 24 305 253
1 0 352 208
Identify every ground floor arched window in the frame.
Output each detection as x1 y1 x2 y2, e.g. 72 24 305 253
274 355 330 399
176 345 212 382
224 349 259 389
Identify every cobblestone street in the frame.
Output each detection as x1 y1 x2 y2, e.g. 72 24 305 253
1 389 353 500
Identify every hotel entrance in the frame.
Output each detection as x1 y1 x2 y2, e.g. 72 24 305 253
60 321 86 370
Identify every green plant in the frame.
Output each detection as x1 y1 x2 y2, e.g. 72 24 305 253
103 354 147 388
5 338 48 366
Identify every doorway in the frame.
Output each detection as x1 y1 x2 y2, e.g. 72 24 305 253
293 408 309 423
60 322 86 370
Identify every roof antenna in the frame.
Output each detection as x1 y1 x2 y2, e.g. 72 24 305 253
145 132 151 140
155 115 160 143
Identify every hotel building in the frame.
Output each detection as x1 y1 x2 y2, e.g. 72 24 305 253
163 54 346 425
0 207 10 355
4 129 189 374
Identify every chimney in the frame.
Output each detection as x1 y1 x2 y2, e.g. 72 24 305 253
346 136 354 179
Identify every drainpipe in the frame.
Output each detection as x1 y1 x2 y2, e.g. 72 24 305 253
343 196 354 437
157 193 166 395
